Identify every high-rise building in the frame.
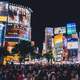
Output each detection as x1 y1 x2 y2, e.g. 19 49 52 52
45 27 53 52
0 1 32 51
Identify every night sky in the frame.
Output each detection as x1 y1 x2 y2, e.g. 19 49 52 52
7 0 80 46
29 0 80 45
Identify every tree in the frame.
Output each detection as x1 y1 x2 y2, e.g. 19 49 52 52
12 44 19 54
43 50 54 63
12 40 33 63
29 44 36 60
0 47 10 56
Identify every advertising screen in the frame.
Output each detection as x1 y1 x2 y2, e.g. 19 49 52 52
19 8 30 26
54 34 63 45
8 5 31 26
67 23 76 34
54 27 66 34
25 9 31 26
0 24 5 46
19 7 25 24
45 27 53 36
0 30 2 43
6 42 18 52
53 34 63 61
54 34 63 49
19 26 31 41
18 7 30 26
67 42 78 49
67 38 78 49
6 24 31 41
8 5 19 23
67 38 78 42
0 2 8 21
72 33 78 39
6 24 19 38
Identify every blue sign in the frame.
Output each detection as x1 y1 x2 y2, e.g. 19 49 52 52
19 27 31 41
0 24 5 46
0 30 2 42
67 23 76 34
67 38 78 42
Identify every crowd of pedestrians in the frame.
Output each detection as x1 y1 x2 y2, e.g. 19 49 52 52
0 63 80 80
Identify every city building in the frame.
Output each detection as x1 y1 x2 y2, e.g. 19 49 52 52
45 27 53 52
0 1 32 52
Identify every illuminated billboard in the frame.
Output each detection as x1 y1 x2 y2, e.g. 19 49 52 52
8 5 31 26
19 8 31 26
0 30 2 43
67 23 76 34
8 5 19 23
18 6 30 26
72 33 78 39
6 24 31 41
6 42 18 52
67 38 78 49
6 24 19 38
0 2 8 21
45 27 53 36
54 27 66 34
0 2 31 42
54 34 63 49
25 9 31 26
45 27 53 50
0 24 5 46
67 42 78 49
54 34 63 45
0 1 31 26
19 27 31 41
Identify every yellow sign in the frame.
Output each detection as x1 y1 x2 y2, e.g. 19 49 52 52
54 34 63 44
3 54 20 65
0 16 7 21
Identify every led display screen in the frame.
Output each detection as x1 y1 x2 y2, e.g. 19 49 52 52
67 42 78 49
8 5 19 23
19 27 31 41
45 27 53 36
54 34 63 45
8 4 31 26
6 24 19 38
0 2 8 21
54 27 66 34
0 24 5 46
67 23 76 34
67 38 78 49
